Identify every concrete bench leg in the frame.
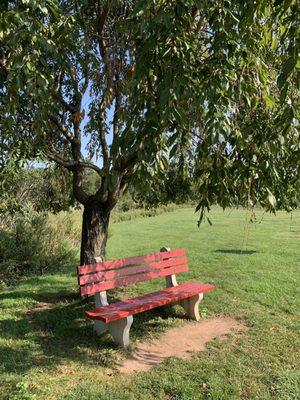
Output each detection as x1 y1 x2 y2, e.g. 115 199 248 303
181 294 203 321
93 291 108 335
109 316 133 348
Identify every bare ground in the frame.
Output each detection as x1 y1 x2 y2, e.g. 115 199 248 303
117 317 246 373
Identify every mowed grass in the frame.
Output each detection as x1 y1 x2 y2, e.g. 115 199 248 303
0 207 299 400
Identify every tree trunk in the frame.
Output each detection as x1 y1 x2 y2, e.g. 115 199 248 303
80 202 110 265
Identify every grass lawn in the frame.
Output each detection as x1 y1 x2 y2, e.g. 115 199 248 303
0 207 299 400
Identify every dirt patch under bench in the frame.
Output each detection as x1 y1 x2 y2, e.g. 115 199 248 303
117 317 246 373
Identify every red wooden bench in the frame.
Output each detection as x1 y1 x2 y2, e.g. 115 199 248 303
77 247 215 347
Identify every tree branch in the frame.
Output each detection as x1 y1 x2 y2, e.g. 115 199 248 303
113 72 122 136
44 149 75 170
115 150 140 191
69 65 81 102
98 105 109 168
80 59 89 96
53 93 77 114
80 75 89 97
49 114 76 143
96 2 112 170
72 168 89 205
53 71 77 113
45 148 103 175
78 162 103 175
45 150 103 206
0 58 8 76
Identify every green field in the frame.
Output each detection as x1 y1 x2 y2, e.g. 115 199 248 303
0 207 299 400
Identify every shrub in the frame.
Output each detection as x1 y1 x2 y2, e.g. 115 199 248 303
0 209 77 285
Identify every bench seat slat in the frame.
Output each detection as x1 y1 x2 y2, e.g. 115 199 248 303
78 256 188 286
80 264 189 296
77 248 186 275
85 282 215 323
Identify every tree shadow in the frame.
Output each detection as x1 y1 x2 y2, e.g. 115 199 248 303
0 288 183 374
215 249 257 255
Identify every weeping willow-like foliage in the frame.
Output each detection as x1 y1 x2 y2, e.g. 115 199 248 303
0 0 299 223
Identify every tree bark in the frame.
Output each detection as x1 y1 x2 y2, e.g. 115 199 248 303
80 202 110 265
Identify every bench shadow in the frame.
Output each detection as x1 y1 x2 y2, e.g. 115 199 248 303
116 347 167 370
215 249 257 255
0 289 183 374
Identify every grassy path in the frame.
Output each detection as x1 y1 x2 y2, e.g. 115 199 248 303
0 208 299 399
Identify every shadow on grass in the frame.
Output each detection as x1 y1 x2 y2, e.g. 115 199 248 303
215 249 257 255
0 287 182 374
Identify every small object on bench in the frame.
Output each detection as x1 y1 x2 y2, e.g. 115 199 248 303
77 247 215 347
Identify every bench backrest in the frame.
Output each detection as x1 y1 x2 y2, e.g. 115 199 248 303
77 248 188 296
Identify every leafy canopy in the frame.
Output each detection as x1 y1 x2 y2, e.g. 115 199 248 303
0 0 299 219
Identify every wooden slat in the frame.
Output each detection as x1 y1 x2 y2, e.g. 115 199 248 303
78 256 188 286
85 282 215 323
77 248 186 275
80 264 189 296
